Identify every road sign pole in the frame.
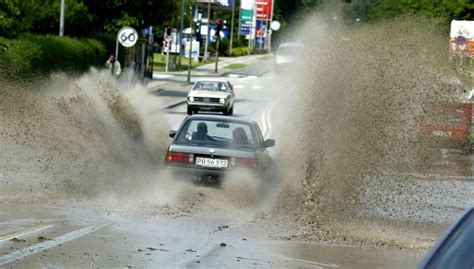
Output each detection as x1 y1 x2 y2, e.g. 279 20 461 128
166 39 171 73
178 0 184 66
114 27 139 89
204 0 211 61
187 25 194 83
215 38 219 73
229 0 235 55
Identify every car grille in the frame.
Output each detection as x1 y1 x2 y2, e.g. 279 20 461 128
193 97 221 103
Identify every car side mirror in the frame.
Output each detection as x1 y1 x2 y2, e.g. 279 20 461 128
264 139 275 148
169 130 177 138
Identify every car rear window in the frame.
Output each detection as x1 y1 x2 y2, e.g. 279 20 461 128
176 119 258 149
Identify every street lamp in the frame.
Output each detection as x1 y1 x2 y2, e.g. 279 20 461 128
59 0 65 36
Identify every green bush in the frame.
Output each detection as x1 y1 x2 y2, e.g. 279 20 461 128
231 47 249 56
0 34 106 78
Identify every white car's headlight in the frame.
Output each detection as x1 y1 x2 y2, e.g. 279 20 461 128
219 98 225 104
188 96 194 102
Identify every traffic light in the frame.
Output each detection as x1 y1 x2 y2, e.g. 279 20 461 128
214 19 223 38
195 19 202 42
166 25 172 36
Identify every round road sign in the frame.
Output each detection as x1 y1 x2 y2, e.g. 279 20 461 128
270 20 281 31
118 26 138 47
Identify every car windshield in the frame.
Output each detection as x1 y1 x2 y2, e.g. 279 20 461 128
277 45 302 57
176 119 258 149
193 81 229 92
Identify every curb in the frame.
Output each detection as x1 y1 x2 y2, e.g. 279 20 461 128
165 100 187 109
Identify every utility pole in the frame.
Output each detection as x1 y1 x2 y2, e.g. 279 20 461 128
215 38 219 73
59 0 65 36
268 0 275 51
178 0 184 66
204 0 211 61
229 0 235 55
188 17 196 83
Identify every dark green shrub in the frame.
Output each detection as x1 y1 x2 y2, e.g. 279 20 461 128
0 35 106 78
231 47 249 56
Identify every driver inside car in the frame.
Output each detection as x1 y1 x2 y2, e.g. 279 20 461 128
192 122 215 141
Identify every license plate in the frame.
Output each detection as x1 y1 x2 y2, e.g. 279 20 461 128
195 157 228 168
433 131 451 137
200 106 213 110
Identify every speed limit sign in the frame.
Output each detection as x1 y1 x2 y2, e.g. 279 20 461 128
117 26 138 47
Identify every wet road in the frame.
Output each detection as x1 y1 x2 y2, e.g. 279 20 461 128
0 60 461 268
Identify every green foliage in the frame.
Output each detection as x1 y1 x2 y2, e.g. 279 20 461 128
0 35 106 77
0 0 90 38
343 0 474 28
231 47 249 56
0 37 42 73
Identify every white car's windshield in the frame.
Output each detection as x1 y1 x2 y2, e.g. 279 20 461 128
193 81 229 92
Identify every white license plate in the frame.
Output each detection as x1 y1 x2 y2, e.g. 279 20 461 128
433 131 451 137
195 157 228 168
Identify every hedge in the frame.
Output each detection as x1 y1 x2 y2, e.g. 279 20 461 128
0 34 106 77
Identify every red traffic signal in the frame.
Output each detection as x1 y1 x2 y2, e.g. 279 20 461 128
166 25 172 36
215 19 223 35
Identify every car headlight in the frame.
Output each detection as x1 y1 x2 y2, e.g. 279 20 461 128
188 96 194 102
219 98 225 104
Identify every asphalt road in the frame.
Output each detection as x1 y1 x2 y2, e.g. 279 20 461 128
0 59 438 268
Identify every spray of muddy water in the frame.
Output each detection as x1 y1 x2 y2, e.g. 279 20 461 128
271 16 470 248
0 68 178 206
0 67 264 222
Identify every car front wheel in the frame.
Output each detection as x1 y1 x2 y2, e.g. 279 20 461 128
224 106 233 116
187 107 193 115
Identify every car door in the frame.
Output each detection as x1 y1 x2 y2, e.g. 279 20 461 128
253 122 271 172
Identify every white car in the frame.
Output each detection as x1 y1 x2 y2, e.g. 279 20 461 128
187 79 235 115
275 41 304 71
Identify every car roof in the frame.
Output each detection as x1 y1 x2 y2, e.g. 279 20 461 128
185 114 256 125
193 79 230 83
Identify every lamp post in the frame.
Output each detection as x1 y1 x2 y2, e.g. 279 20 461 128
204 0 211 61
59 0 65 36
229 0 235 55
178 0 184 66
188 18 197 83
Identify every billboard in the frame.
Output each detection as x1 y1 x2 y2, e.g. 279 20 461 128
256 0 272 20
240 0 254 36
219 0 234 8
450 20 474 58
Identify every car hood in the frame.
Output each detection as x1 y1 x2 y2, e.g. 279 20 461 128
188 90 230 98
169 143 256 158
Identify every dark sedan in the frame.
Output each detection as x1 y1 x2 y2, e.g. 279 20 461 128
419 206 474 269
165 115 275 184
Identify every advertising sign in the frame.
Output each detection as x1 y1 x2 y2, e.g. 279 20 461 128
185 40 200 62
240 23 252 36
256 0 272 20
219 0 233 8
240 0 254 36
450 20 474 58
241 0 253 9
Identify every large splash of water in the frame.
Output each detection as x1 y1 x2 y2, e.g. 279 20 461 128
270 15 469 247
